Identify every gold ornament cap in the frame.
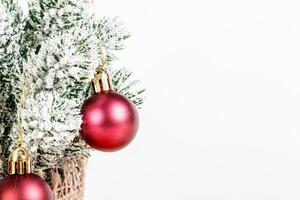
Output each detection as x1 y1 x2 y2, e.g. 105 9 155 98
91 60 113 93
8 147 32 175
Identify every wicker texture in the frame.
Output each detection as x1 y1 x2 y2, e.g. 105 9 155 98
37 156 88 200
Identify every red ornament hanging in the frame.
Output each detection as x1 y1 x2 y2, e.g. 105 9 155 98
0 147 53 200
80 61 139 152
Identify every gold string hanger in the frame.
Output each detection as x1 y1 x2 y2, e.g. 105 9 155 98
95 48 108 73
16 84 26 147
95 58 108 73
8 84 32 175
92 51 113 93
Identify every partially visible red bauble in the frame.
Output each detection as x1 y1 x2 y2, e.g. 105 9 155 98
0 173 53 200
80 91 139 152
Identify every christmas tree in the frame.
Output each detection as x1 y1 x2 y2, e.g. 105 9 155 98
0 0 144 181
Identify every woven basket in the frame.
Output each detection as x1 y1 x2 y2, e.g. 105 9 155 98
36 156 88 200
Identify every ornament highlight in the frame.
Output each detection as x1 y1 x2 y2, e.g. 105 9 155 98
80 64 139 152
0 147 53 200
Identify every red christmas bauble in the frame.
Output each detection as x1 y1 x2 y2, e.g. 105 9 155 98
0 173 53 200
80 91 139 152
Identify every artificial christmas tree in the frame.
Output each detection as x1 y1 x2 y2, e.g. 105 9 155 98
0 0 145 199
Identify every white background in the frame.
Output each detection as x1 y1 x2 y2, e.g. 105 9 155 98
85 1 300 199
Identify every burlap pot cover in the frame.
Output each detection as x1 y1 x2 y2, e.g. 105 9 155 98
36 156 88 200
